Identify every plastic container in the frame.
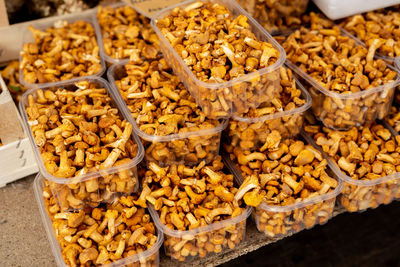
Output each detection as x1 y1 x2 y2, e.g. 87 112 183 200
236 0 309 35
151 0 286 118
19 12 106 89
94 2 128 65
149 192 250 263
340 26 399 65
33 174 163 267
19 77 144 212
94 2 157 65
312 0 400 20
107 61 228 167
286 59 400 130
303 129 400 213
222 135 343 238
227 76 311 151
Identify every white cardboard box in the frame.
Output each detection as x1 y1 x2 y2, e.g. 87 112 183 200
313 0 400 20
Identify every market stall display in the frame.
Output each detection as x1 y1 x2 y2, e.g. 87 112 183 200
2 0 400 266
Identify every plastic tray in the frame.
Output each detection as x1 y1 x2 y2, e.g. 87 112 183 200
19 77 144 211
19 11 106 89
151 0 286 118
94 2 156 65
286 58 400 130
227 76 311 151
222 134 343 238
312 0 400 20
107 60 228 166
340 26 399 64
147 163 251 262
303 128 400 213
33 174 163 267
236 0 309 34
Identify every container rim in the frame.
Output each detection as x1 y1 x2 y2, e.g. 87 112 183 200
107 60 229 142
231 74 312 123
18 11 107 89
19 76 145 184
33 174 163 267
222 132 344 212
150 0 287 90
302 126 400 187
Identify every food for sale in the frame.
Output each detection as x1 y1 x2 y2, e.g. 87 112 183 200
20 20 103 85
1 61 27 103
227 66 309 151
304 120 400 212
24 80 139 211
340 6 400 59
224 135 339 237
111 58 224 166
386 106 400 133
96 4 160 61
155 0 283 117
282 12 399 130
237 0 309 33
141 156 248 261
42 181 159 266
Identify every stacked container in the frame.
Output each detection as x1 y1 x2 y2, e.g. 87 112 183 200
151 0 286 118
33 174 163 267
102 0 273 262
19 14 106 89
107 61 228 166
20 77 144 212
279 13 400 213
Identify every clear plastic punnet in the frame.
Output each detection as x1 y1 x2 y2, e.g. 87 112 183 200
222 135 343 238
396 57 400 71
148 205 250 262
107 61 228 167
19 77 144 212
94 2 127 65
94 2 159 66
33 174 163 267
236 0 309 35
303 128 400 213
147 164 251 262
286 59 400 131
151 0 286 118
340 26 399 64
19 12 106 89
227 76 311 151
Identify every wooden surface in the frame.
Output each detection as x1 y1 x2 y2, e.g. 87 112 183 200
0 0 9 27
